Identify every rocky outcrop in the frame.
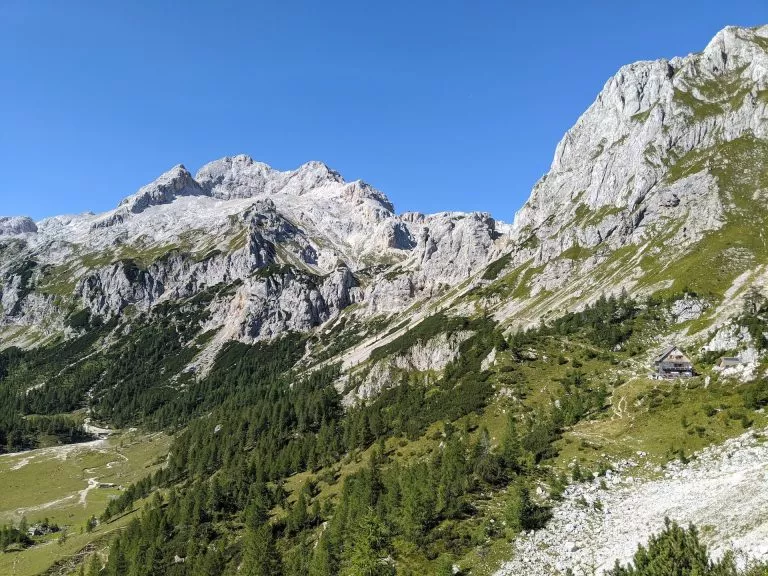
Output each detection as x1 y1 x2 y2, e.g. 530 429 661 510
703 323 753 352
341 329 472 404
669 295 708 324
118 165 208 215
241 267 362 340
0 217 37 236
511 25 768 275
197 156 344 200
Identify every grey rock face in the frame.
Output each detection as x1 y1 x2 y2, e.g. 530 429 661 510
0 144 507 344
669 295 708 324
513 25 768 262
119 165 208 214
241 267 362 340
341 329 472 405
0 217 37 236
197 156 346 200
475 25 768 333
703 323 753 352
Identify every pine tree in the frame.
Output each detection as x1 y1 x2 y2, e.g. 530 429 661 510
605 518 739 576
309 531 335 576
193 547 225 576
505 481 547 533
399 464 435 541
288 489 308 534
501 413 523 474
472 426 503 485
340 508 393 576
107 537 128 576
284 540 312 576
242 524 282 576
86 554 102 576
245 482 269 529
436 435 467 518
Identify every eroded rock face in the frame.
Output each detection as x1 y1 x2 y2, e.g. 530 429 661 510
0 217 37 236
119 165 208 215
669 295 708 324
341 330 473 405
0 137 509 343
240 268 362 340
703 323 752 352
512 25 768 271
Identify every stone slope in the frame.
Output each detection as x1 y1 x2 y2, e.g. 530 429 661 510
496 427 768 575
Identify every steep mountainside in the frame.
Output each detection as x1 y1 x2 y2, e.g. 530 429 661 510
481 25 768 333
3 24 768 576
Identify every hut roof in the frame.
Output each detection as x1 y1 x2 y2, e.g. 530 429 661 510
654 346 692 364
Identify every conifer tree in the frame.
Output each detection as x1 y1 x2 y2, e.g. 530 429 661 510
107 537 128 576
242 523 282 576
86 554 102 576
309 531 335 576
501 413 523 474
340 509 393 576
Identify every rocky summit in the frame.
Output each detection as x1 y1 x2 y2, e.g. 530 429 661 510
4 24 768 576
0 154 503 350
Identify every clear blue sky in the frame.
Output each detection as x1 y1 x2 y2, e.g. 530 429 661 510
1 1 766 221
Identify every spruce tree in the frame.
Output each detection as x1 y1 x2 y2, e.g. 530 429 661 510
242 524 282 576
340 509 393 576
86 554 102 576
309 531 335 576
501 413 523 474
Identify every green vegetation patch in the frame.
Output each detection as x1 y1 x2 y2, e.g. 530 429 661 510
560 243 596 261
631 107 652 123
641 135 768 299
482 253 512 281
368 313 477 363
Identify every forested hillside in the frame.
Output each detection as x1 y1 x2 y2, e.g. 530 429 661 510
1 288 764 574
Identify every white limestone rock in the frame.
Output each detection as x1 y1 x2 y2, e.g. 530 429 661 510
703 324 752 352
669 295 709 324
0 217 37 236
118 164 207 215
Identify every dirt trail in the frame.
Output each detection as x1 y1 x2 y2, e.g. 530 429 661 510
78 478 99 506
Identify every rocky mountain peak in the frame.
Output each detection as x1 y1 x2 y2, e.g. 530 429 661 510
0 216 37 236
195 155 277 199
118 164 207 214
195 156 346 200
511 24 768 260
701 25 768 71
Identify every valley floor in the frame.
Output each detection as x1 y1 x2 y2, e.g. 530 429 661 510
0 431 170 576
496 426 768 576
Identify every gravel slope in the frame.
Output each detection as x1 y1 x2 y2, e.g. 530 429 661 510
496 428 768 575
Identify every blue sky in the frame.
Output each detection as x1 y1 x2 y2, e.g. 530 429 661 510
1 1 766 221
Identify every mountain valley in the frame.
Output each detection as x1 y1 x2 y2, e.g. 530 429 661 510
3 24 768 576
